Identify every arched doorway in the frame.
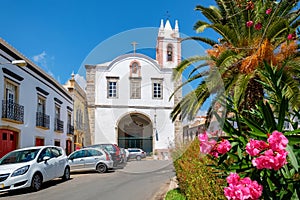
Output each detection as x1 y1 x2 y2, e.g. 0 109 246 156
118 113 153 153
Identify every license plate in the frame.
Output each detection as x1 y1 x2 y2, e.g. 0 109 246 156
0 184 4 188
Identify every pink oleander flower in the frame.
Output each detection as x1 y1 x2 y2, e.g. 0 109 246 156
198 132 217 154
226 172 240 186
254 22 262 30
268 131 288 152
246 21 254 27
246 139 268 156
252 149 288 170
217 139 232 154
266 8 272 15
224 173 263 200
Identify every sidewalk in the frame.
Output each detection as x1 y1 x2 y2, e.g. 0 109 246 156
151 176 178 200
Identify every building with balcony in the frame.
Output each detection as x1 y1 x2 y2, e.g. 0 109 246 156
64 73 91 150
0 38 74 157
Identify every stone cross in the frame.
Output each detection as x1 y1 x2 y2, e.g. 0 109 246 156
131 41 138 54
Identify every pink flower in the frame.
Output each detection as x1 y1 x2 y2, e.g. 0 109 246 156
217 139 231 154
246 21 254 27
254 23 262 30
198 132 217 154
266 8 272 15
226 173 240 186
252 149 288 170
224 173 263 200
246 139 268 156
287 33 295 40
267 131 288 152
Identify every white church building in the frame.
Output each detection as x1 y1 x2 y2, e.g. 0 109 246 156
85 20 182 155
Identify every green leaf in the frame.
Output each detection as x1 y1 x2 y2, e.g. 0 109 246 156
291 189 299 200
286 145 299 172
242 117 267 138
286 135 300 145
267 177 277 192
277 97 288 131
237 145 242 160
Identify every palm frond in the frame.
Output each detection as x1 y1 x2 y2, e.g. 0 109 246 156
195 5 221 24
172 55 211 81
181 36 218 47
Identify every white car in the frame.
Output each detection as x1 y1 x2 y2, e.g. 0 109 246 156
68 148 114 173
0 146 70 192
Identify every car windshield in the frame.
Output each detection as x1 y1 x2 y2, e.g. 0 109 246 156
0 148 41 165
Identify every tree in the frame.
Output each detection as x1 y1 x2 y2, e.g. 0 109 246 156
171 0 300 122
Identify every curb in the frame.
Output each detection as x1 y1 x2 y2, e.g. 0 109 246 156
151 176 178 200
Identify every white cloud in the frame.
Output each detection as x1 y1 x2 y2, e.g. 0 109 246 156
33 51 47 63
32 51 61 83
74 74 87 91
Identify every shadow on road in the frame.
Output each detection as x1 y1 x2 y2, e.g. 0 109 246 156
0 178 72 197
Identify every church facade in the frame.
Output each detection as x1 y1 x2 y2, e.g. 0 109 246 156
85 20 182 155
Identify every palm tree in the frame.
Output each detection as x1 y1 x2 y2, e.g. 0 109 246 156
171 0 300 122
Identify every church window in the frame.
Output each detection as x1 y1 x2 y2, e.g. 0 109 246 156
106 77 119 98
167 44 173 62
130 61 141 77
152 78 163 99
130 78 141 99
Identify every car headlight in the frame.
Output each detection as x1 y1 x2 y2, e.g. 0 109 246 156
12 165 30 177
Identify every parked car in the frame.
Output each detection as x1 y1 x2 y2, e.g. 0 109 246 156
85 144 121 167
127 148 146 161
68 148 113 173
119 148 129 163
0 146 70 192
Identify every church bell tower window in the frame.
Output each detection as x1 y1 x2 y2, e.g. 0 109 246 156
167 44 173 62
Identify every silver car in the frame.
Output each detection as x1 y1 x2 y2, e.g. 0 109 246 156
0 146 70 192
68 148 113 173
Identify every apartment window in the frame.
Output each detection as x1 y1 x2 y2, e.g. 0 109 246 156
106 77 119 98
130 78 141 99
167 44 173 62
55 104 61 120
2 79 24 122
37 95 46 114
152 78 163 99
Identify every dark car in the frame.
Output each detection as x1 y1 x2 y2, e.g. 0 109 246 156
86 144 121 167
127 148 146 161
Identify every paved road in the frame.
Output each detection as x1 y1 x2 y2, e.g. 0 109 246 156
0 160 175 200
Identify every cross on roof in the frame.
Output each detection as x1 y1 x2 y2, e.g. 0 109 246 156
131 41 138 54
166 11 171 20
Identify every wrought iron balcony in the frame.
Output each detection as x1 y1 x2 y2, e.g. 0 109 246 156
54 118 64 132
67 123 74 135
36 112 50 129
1 100 24 123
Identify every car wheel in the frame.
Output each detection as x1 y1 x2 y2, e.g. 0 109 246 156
30 173 42 192
62 167 70 181
136 155 141 161
96 163 107 173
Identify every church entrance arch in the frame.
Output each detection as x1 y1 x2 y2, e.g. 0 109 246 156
117 113 153 153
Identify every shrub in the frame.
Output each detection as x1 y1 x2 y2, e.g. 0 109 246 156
173 139 226 200
165 188 186 200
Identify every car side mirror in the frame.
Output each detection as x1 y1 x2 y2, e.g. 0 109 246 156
43 156 51 162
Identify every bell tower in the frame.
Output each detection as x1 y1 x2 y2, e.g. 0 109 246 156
156 19 181 69
156 19 183 145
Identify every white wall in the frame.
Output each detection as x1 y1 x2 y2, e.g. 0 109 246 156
0 49 73 150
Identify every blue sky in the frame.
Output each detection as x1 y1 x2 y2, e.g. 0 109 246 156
1 0 217 84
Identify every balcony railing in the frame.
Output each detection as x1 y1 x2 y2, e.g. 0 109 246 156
54 118 64 132
2 100 24 123
67 123 74 135
36 112 50 129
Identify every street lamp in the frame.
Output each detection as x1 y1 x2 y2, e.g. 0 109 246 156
0 60 27 67
11 60 27 67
